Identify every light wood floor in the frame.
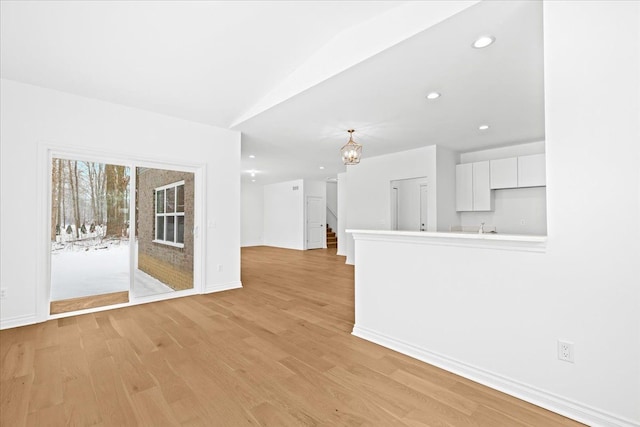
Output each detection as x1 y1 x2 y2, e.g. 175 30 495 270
1 246 583 426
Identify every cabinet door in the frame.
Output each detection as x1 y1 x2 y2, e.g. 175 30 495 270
473 161 493 211
455 163 473 211
518 154 546 187
490 157 518 189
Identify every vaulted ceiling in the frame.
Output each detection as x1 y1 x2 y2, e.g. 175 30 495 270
1 1 544 185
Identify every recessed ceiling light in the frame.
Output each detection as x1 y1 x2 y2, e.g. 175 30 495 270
248 155 255 159
426 92 441 100
472 36 495 49
319 166 325 170
479 124 490 130
251 179 256 182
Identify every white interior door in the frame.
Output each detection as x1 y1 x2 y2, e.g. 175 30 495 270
306 196 324 249
420 184 428 231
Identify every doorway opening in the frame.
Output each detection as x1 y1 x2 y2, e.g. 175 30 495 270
389 176 428 232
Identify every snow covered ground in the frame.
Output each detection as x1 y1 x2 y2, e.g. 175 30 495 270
51 239 175 300
133 268 175 298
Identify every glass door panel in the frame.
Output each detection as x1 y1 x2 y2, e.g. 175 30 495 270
50 158 131 314
133 167 194 297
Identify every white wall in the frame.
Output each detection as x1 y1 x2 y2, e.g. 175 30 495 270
541 2 639 417
345 145 438 263
241 183 264 246
337 172 347 256
326 181 338 232
460 141 547 235
0 79 241 329
351 2 640 425
263 179 304 250
304 180 327 249
435 146 460 231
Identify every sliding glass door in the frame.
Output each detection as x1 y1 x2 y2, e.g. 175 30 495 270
49 156 196 315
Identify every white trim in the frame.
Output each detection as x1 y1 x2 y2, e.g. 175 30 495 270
193 166 206 295
152 239 185 249
154 180 187 246
352 325 640 427
204 281 243 294
155 180 186 191
241 241 265 247
36 141 52 323
0 314 38 330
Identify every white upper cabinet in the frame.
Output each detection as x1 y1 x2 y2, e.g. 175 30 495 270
518 153 546 187
456 161 493 212
456 163 473 212
490 157 518 189
472 161 493 211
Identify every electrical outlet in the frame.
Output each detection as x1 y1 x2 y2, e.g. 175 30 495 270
0 288 6 299
558 340 574 363
520 219 526 225
217 264 223 272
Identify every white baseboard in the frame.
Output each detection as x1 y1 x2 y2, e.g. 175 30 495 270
241 242 264 247
0 313 38 330
352 325 639 427
204 281 242 294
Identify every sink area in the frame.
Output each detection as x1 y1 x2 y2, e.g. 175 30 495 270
449 225 497 233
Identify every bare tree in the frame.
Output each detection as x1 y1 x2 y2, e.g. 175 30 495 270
67 160 82 239
50 158 66 240
85 161 98 225
57 159 63 230
105 164 129 237
95 163 106 225
51 158 59 240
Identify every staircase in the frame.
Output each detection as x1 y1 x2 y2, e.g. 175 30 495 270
326 225 337 248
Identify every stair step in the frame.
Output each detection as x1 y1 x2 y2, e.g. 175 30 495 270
326 225 337 248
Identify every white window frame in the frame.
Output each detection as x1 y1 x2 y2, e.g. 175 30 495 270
153 180 185 248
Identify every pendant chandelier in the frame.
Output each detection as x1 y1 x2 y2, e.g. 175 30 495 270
341 129 362 165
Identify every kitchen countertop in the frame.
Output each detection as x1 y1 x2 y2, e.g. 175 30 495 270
346 229 547 252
